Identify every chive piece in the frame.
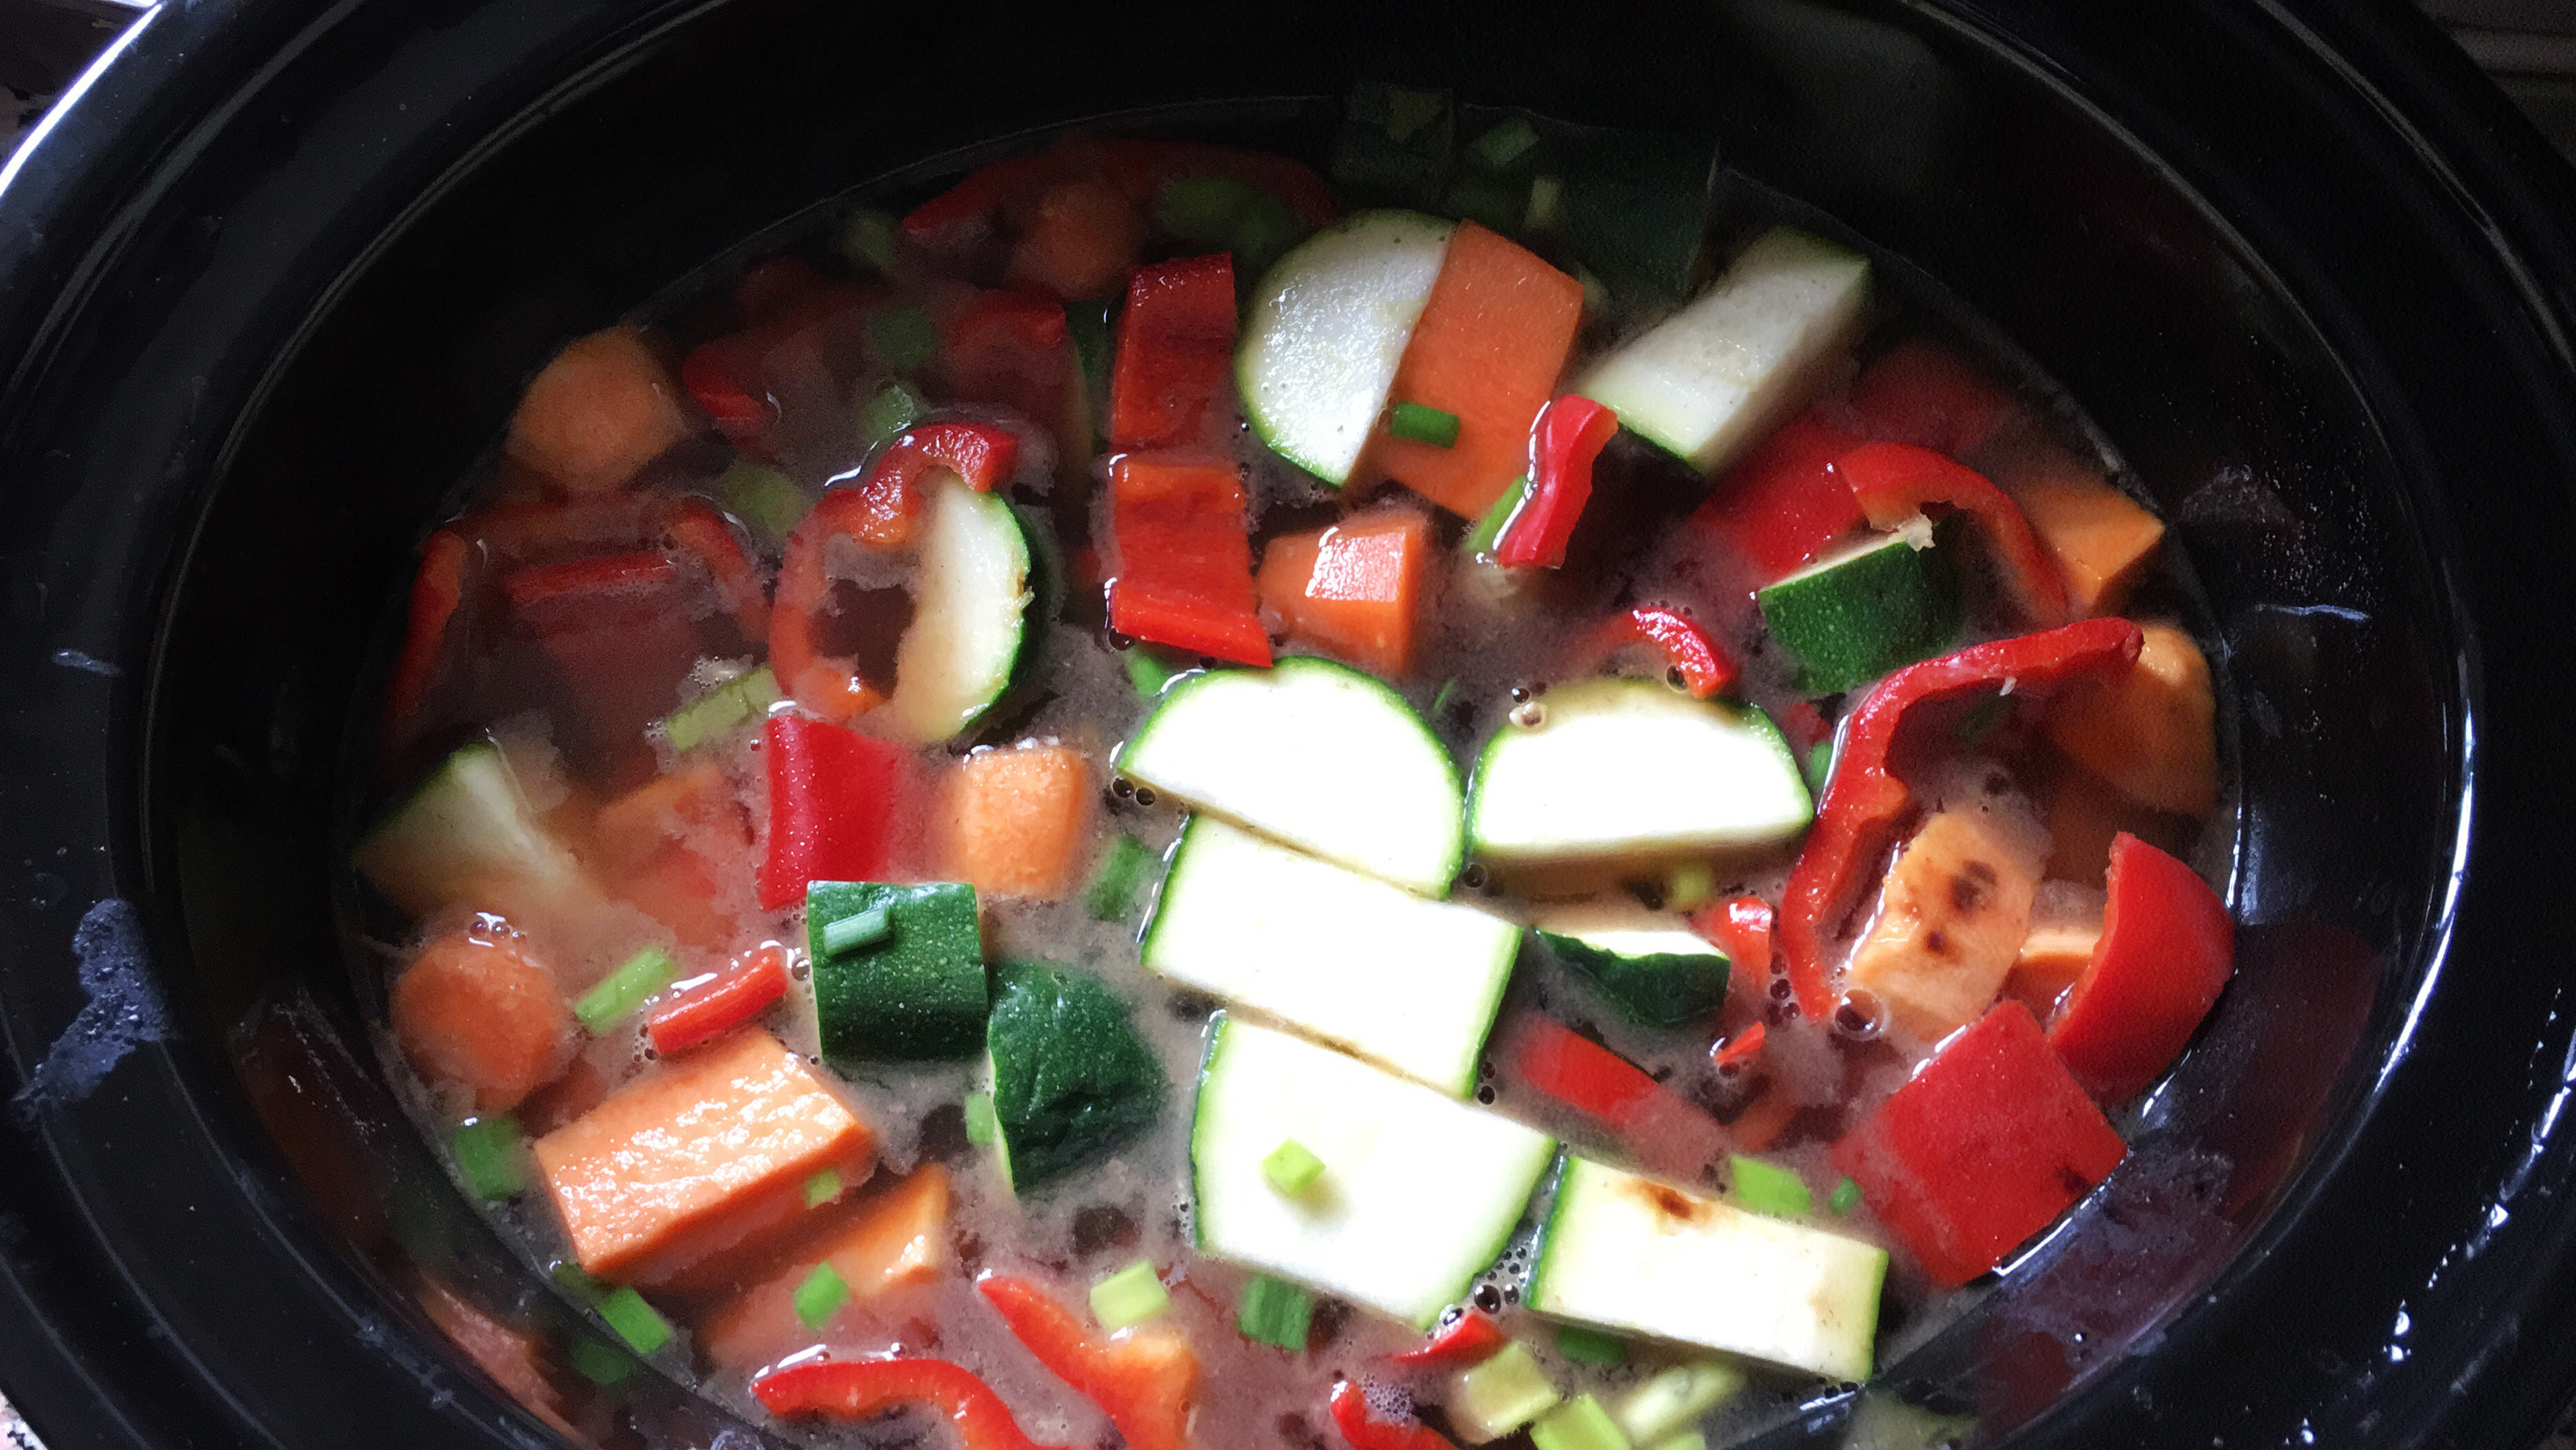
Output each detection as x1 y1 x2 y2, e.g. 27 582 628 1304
1525 174 1566 232
1156 174 1262 244
715 459 809 543
868 305 939 373
793 1262 850 1330
1532 1394 1632 1450
1467 117 1541 173
1575 264 1611 319
1124 646 1178 698
1830 1176 1862 1215
1388 401 1462 448
598 1285 674 1357
1664 861 1717 913
1555 1323 1628 1367
1463 476 1533 559
574 946 677 1033
1650 1435 1706 1450
822 905 893 957
1261 1138 1327 1195
1612 1362 1746 1444
802 1168 844 1209
1729 1154 1813 1218
1237 1274 1315 1351
1084 834 1157 923
837 208 898 273
963 1089 998 1146
856 379 928 446
550 1259 607 1300
1958 692 2010 743
566 1334 637 1386
1090 1259 1172 1331
1803 739 1835 794
661 664 780 752
1450 1341 1563 1441
734 664 781 713
449 1116 526 1200
1431 679 1459 721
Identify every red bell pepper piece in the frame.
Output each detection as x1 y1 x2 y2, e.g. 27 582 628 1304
1846 338 2017 461
1492 396 1619 569
1388 1310 1507 1372
1601 605 1740 699
383 528 470 733
1685 412 1866 582
1710 1021 1767 1076
751 1357 1057 1450
883 420 1024 495
501 549 677 612
1832 1000 2126 1285
1836 440 2069 626
681 343 772 448
1695 895 1774 980
902 152 1068 251
977 1275 1198 1450
1106 456 1272 666
1776 617 2144 1021
1109 254 1237 450
1506 1016 1662 1126
2046 833 2235 1101
942 290 1074 425
645 943 791 1055
656 499 770 640
756 713 905 910
1329 1379 1457 1450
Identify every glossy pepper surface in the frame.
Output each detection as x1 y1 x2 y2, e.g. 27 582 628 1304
1835 440 2069 625
750 1358 1057 1450
644 943 791 1055
2046 832 2236 1101
1602 605 1740 699
756 714 905 910
1493 396 1619 568
979 1274 1197 1450
1329 1378 1459 1450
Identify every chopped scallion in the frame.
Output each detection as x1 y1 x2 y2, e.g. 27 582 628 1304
660 664 782 753
1728 1154 1813 1218
1450 1341 1561 1441
1431 678 1459 721
1524 174 1566 233
1066 299 1115 428
1084 834 1158 923
837 208 898 273
1664 860 1717 913
868 305 939 373
574 946 677 1033
1233 193 1304 275
1388 401 1461 448
715 459 809 543
802 1168 844 1209
856 379 928 445
1237 1274 1315 1351
1532 1393 1631 1450
449 1116 526 1200
1261 1138 1327 1195
1383 88 1448 143
598 1285 674 1357
1089 1259 1171 1332
1830 1176 1862 1216
1803 739 1835 794
1463 476 1534 560
1554 1322 1628 1367
1612 1362 1745 1444
550 1259 606 1300
566 1334 637 1386
822 905 892 957
1467 117 1541 173
963 1090 998 1147
1123 646 1178 698
793 1262 850 1330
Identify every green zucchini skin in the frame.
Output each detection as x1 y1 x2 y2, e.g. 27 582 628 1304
987 962 1165 1193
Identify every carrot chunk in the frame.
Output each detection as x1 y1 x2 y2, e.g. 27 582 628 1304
1255 505 1432 676
534 1030 875 1285
941 743 1094 901
504 326 695 497
1373 221 1583 517
696 1166 953 1370
391 931 574 1115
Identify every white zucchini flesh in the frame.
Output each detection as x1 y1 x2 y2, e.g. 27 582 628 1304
1238 210 1456 486
1528 1156 1887 1382
354 741 593 919
878 478 1034 744
1533 902 1728 963
1576 227 1871 476
1143 818 1519 1098
1467 677 1814 866
1192 1016 1558 1328
1116 657 1464 895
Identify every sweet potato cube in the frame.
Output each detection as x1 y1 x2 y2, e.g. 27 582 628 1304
505 325 695 497
1996 446 2166 617
534 1030 874 1285
941 743 1094 901
392 931 574 1116
2043 622 2218 816
1847 810 2038 1043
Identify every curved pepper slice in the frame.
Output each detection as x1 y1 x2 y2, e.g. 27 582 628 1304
1694 894 1775 980
1835 440 2069 626
1386 1309 1506 1372
383 528 471 737
1329 1378 1458 1450
751 1357 1057 1450
645 943 791 1056
1776 617 2144 1022
2045 832 2235 1101
656 498 770 640
978 1274 1197 1450
1493 396 1619 569
1601 605 1740 699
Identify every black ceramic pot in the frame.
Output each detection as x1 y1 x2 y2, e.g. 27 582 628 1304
5 0 2576 1446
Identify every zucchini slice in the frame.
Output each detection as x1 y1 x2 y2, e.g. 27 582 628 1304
877 476 1037 744
1754 522 1959 693
1534 902 1730 1029
1239 209 1456 486
354 741 596 923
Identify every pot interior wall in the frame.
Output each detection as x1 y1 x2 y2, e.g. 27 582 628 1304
146 0 2458 1444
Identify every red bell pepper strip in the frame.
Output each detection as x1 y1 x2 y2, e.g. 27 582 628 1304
1694 895 1774 980
1387 1310 1507 1372
2045 833 2235 1101
1832 1000 2126 1285
978 1275 1197 1450
1835 440 2069 626
681 343 771 448
1506 1016 1662 1126
1776 617 2143 1022
1710 1022 1767 1075
656 499 770 640
1601 605 1740 699
770 489 902 723
880 420 1024 496
1846 338 2017 461
942 290 1074 425
644 943 791 1055
1492 396 1619 569
501 549 677 611
1684 411 1866 582
383 528 470 732
1329 1379 1457 1450
1109 254 1237 450
751 1358 1057 1450
1106 456 1272 666
756 713 906 910
902 152 1067 251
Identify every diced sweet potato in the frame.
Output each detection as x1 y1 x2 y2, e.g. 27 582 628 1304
696 1166 954 1371
392 931 575 1115
2043 622 2218 816
1008 179 1149 300
534 1030 875 1285
1845 810 2040 1043
1995 445 2166 616
1255 506 1433 678
2004 883 2107 1020
940 743 1093 900
505 325 695 497
415 1277 579 1440
2037 746 2196 886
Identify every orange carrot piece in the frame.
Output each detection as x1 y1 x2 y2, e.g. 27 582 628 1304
504 325 696 497
696 1166 953 1370
1008 179 1150 300
941 743 1095 901
1255 505 1432 676
1373 221 1583 517
391 931 575 1115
